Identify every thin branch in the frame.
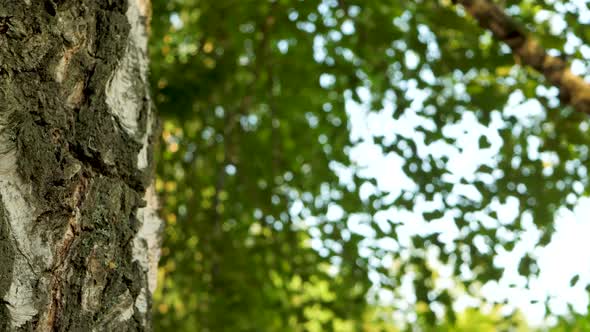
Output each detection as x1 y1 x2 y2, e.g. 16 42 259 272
454 0 590 114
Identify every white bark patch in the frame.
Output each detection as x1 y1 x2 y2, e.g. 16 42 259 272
0 144 16 177
54 45 82 84
4 270 37 328
105 0 149 137
118 303 135 323
137 106 153 170
54 56 67 83
93 290 134 331
134 288 148 314
132 184 162 294
80 244 109 313
66 81 85 109
1 181 38 328
0 122 52 328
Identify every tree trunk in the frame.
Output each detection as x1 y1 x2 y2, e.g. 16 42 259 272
0 0 161 330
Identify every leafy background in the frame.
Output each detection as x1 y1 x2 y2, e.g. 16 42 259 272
149 0 590 330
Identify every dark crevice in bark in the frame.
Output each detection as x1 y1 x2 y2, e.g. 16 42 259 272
0 16 12 34
44 0 57 17
69 142 145 192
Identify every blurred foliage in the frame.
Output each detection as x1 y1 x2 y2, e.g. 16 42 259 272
421 307 529 332
149 0 590 330
550 306 590 332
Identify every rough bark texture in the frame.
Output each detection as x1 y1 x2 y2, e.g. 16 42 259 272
455 0 590 114
0 0 161 331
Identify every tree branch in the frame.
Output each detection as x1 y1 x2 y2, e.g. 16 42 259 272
454 0 590 114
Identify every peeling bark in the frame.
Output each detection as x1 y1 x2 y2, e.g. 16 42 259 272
454 0 590 114
0 0 160 330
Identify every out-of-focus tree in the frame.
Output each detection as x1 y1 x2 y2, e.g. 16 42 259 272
149 0 590 330
151 1 370 330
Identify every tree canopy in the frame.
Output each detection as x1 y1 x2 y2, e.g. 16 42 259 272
149 0 590 330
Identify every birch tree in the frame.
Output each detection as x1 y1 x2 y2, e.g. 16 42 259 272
0 0 160 330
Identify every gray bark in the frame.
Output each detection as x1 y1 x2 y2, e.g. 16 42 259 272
0 0 161 331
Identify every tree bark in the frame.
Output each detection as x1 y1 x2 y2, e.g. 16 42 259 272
0 0 161 331
454 0 590 114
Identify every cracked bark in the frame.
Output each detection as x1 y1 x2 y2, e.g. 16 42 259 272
454 0 590 114
0 0 161 331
